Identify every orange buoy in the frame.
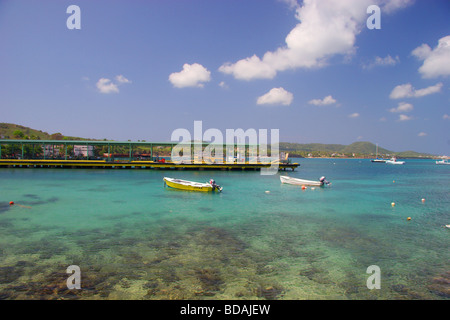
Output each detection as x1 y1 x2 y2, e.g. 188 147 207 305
301 185 307 190
9 201 14 206
391 202 395 207
421 198 425 203
407 217 411 221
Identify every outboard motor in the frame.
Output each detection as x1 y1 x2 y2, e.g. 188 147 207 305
320 176 331 186
209 179 223 192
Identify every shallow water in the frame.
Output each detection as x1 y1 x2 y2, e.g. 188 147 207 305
0 159 448 300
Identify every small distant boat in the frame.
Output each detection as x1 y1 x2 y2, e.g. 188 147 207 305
163 177 222 192
371 144 386 163
280 175 330 187
386 157 405 165
436 159 450 165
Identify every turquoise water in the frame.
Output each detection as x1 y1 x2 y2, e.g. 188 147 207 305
0 159 448 300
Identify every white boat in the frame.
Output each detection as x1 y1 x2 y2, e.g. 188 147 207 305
436 159 450 165
386 157 405 165
280 175 330 187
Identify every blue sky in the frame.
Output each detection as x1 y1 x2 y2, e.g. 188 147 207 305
0 0 449 155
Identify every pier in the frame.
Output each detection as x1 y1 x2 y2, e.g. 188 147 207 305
0 139 299 171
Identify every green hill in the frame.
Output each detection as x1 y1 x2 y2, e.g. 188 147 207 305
0 123 87 141
395 150 433 158
341 142 391 155
280 141 434 158
280 142 347 153
279 141 391 156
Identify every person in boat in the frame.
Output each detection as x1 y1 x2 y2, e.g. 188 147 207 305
320 176 331 186
209 179 222 192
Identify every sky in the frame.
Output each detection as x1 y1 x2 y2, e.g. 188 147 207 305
0 0 449 155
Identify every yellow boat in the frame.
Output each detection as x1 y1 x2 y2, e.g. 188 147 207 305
163 177 223 192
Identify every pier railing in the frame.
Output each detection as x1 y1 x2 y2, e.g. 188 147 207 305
0 139 298 171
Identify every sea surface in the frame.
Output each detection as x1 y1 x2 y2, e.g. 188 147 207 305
0 158 448 300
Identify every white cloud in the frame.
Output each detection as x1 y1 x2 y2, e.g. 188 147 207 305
257 87 293 106
412 44 432 60
443 114 450 120
413 83 444 97
96 78 119 94
399 114 413 121
219 55 277 81
348 112 360 118
389 84 411 99
380 0 414 13
389 102 414 113
418 132 427 137
219 0 411 81
219 0 374 80
169 63 211 88
363 55 399 69
219 81 228 89
115 75 131 84
96 75 131 94
375 55 400 66
412 35 450 78
308 95 337 106
389 82 443 99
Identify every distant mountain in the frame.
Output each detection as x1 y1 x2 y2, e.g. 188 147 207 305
279 141 434 158
341 142 392 155
395 150 434 158
0 123 88 141
280 142 349 153
280 141 391 154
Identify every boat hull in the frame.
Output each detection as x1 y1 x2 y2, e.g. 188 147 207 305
386 160 405 165
164 177 215 192
280 176 323 187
